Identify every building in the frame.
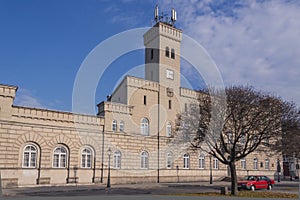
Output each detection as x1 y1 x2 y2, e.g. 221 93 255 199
0 9 278 188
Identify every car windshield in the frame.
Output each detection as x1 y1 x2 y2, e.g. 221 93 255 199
243 176 256 181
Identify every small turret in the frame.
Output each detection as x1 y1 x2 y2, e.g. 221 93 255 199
0 84 18 119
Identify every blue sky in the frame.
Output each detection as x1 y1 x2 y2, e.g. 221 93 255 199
1 0 300 113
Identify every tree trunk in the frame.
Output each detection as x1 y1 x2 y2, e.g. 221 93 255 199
229 162 238 195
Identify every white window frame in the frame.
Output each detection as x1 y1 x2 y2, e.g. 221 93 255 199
141 151 149 169
81 147 92 168
183 153 190 169
241 158 246 170
213 157 219 169
113 150 121 169
199 154 205 169
119 121 124 132
253 157 258 170
53 146 67 168
112 120 117 132
22 144 37 168
265 158 270 170
166 152 173 169
141 118 149 136
166 122 172 137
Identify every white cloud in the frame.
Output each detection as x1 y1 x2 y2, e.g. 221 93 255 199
160 0 300 105
15 88 45 109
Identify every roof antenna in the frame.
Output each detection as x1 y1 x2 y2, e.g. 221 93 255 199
171 7 177 26
154 5 159 23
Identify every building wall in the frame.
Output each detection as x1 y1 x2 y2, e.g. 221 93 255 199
0 22 279 188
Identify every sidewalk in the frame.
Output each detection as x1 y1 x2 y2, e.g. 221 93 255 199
2 181 229 197
2 180 299 197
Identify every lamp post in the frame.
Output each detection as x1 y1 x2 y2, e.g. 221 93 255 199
296 162 299 199
100 125 104 183
176 165 179 183
107 147 112 188
209 155 213 184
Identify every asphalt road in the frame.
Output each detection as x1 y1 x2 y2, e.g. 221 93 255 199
1 180 299 200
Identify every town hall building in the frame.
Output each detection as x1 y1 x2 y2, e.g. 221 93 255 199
0 8 278 188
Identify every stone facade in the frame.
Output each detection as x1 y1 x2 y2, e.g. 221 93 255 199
0 22 279 188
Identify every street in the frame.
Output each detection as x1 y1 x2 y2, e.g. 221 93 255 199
1 180 298 200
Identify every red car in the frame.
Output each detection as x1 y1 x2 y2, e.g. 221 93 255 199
238 175 275 191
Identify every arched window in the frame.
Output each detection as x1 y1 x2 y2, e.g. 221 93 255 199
81 147 92 168
112 120 117 132
53 146 67 168
22 145 37 168
119 121 124 132
253 157 258 170
166 122 172 137
199 154 205 169
141 118 149 135
113 150 121 169
166 152 173 169
183 153 189 169
213 157 219 169
171 48 175 59
165 47 170 57
241 158 246 170
265 158 270 170
141 151 149 169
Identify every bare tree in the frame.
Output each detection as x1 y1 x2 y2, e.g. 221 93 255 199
271 101 300 159
175 86 284 195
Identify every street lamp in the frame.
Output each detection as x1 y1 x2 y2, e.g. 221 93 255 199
176 165 179 183
209 155 213 184
107 147 112 188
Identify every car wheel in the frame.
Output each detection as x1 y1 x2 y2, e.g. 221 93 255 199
250 185 255 191
267 184 272 190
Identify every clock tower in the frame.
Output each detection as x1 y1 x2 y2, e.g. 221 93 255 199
143 6 182 95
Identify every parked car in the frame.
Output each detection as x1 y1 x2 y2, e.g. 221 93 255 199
238 175 275 191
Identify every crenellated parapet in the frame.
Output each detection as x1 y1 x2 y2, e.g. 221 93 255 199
0 84 18 119
180 87 201 100
127 76 159 92
97 101 133 116
144 22 182 45
11 106 102 126
0 84 18 99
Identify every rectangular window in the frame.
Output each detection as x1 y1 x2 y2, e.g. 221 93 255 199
169 100 172 109
184 103 188 112
265 159 270 170
241 159 246 170
199 156 205 169
213 158 219 169
144 95 147 105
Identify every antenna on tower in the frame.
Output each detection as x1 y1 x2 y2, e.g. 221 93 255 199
154 5 159 23
171 7 177 25
153 5 177 27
